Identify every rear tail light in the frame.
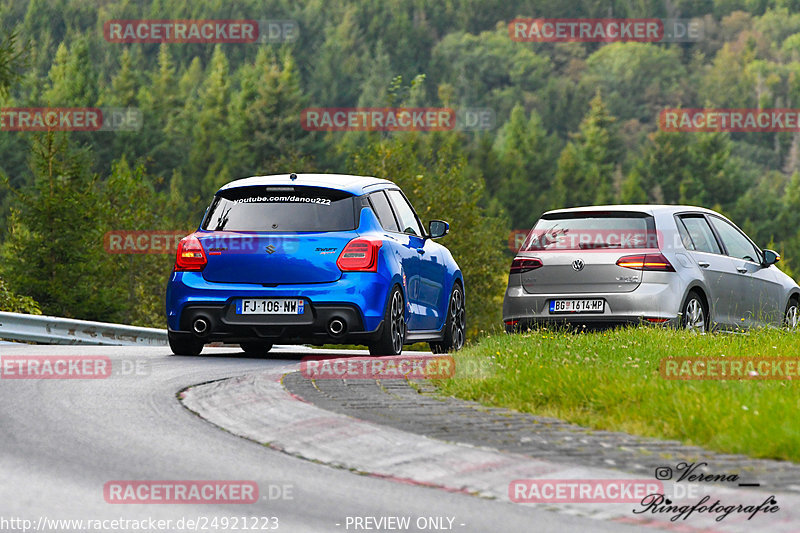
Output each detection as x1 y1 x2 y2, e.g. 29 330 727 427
337 238 383 272
510 257 543 274
616 253 675 272
174 235 207 271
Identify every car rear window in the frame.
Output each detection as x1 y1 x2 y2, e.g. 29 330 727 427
522 211 657 251
202 185 356 232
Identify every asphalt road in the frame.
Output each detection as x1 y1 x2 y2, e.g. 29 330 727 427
0 345 646 533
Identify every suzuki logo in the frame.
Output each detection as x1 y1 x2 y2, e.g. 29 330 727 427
265 245 276 254
572 259 585 271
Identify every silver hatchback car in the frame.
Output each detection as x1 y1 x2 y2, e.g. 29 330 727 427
503 205 800 332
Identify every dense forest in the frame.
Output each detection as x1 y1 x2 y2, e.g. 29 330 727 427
1 0 800 336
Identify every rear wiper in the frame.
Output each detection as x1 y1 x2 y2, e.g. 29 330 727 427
212 206 232 230
579 242 622 249
523 226 567 250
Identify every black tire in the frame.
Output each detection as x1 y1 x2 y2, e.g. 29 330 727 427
430 282 466 354
168 331 204 356
369 286 405 356
785 298 799 330
240 342 274 356
681 291 708 333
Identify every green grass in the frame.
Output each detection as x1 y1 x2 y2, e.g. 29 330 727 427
434 327 800 462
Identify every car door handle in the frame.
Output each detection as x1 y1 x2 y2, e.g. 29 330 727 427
698 261 710 268
736 267 748 274
416 248 425 255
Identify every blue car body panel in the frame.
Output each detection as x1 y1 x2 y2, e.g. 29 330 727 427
165 174 463 347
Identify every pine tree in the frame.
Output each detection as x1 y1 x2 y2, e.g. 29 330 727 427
96 48 142 172
43 38 97 107
0 30 25 97
0 133 114 319
228 49 312 178
311 5 367 106
357 41 392 107
690 132 745 208
620 170 648 204
494 104 558 227
100 48 139 107
552 92 622 207
139 44 182 182
628 130 692 204
186 46 231 202
630 130 744 209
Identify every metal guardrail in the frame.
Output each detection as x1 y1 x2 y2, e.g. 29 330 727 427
0 311 167 346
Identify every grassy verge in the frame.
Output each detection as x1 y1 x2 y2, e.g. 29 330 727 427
434 327 800 462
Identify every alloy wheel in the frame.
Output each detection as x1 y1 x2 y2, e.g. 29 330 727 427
786 302 799 330
449 287 466 350
684 298 706 332
390 290 405 353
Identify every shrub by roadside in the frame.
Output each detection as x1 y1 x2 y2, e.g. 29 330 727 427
0 276 40 314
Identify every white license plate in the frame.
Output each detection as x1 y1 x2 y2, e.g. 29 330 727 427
549 299 604 314
236 299 305 315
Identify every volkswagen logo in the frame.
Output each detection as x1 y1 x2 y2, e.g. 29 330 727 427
572 259 585 271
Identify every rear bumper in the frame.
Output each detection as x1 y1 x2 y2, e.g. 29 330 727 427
502 277 685 330
165 271 392 343
170 302 384 344
504 315 681 332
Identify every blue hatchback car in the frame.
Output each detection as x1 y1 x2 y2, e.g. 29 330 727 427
165 173 465 356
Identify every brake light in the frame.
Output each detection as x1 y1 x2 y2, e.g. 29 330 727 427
174 235 207 271
337 238 383 272
616 253 675 272
510 257 543 274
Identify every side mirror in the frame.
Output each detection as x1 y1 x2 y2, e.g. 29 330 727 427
763 249 780 267
428 220 449 239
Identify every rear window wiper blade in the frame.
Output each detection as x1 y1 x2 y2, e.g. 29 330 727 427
578 242 622 249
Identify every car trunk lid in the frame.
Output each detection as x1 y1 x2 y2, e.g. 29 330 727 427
518 251 644 294
515 210 658 294
198 231 354 284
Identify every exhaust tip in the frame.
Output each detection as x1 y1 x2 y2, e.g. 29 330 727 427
192 317 210 336
328 318 346 337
